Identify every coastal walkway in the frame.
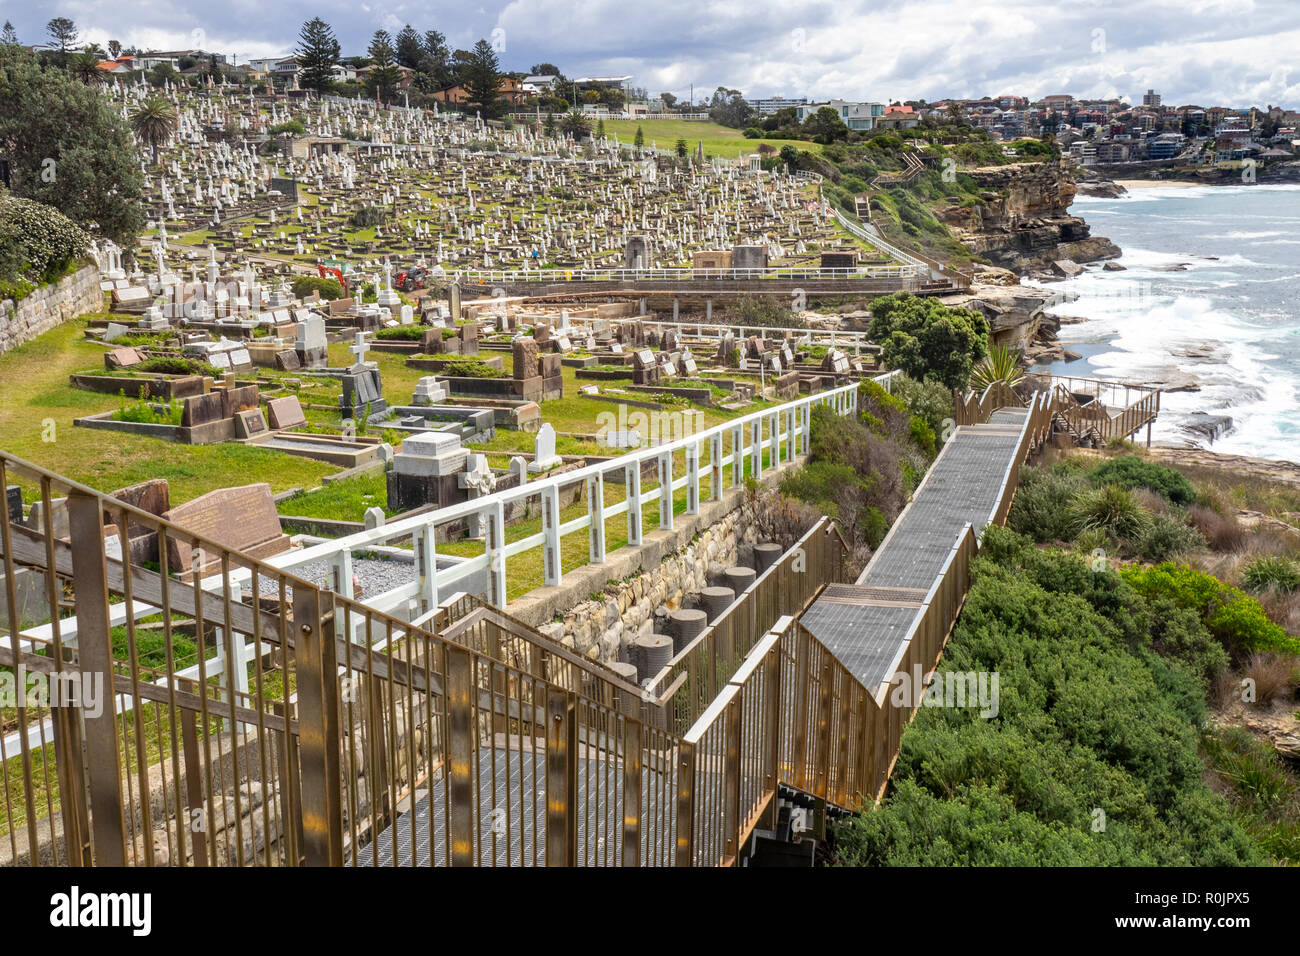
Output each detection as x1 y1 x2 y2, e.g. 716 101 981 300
0 386 1054 867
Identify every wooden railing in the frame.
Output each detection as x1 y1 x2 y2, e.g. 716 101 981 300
0 379 1042 866
646 517 846 734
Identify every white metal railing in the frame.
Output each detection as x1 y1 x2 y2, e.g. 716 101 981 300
213 378 892 635
453 265 922 284
583 318 876 353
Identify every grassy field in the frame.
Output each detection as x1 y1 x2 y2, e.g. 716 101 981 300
0 318 335 503
600 119 823 160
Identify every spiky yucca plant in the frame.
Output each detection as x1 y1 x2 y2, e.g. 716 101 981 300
968 344 1025 394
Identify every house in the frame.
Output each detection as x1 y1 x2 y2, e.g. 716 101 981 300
95 57 134 75
522 74 560 95
795 100 884 131
357 64 417 92
749 96 809 116
877 105 920 129
432 74 525 105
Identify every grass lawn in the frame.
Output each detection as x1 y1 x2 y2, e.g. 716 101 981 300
600 119 823 160
0 318 335 503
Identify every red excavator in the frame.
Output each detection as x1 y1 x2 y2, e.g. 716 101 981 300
317 259 355 293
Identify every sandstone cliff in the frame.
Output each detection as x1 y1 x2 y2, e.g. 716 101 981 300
938 161 1120 274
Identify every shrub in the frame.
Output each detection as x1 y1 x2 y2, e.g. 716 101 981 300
891 374 953 440
290 275 346 301
375 325 427 341
832 556 1265 866
867 293 990 390
0 193 91 286
1121 563 1300 658
1009 464 1088 542
1069 484 1151 541
348 205 387 229
1187 504 1247 552
1241 653 1298 705
1089 456 1197 505
1133 514 1207 563
133 356 220 378
1242 555 1300 594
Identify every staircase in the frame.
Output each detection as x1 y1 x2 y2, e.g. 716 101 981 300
870 150 927 188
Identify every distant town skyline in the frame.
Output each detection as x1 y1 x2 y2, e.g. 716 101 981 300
8 0 1299 110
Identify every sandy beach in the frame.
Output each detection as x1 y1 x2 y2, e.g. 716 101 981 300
1111 179 1203 189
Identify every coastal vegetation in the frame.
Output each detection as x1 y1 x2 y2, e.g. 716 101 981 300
833 447 1300 866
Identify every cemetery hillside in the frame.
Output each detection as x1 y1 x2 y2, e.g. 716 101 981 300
0 11 1295 889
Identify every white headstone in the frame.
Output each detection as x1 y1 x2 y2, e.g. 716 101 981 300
528 423 561 473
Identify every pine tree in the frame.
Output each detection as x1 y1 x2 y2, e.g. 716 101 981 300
295 18 340 93
365 31 400 105
395 25 423 69
462 38 502 117
422 30 450 88
46 17 78 66
596 119 605 140
2 21 19 45
634 125 644 148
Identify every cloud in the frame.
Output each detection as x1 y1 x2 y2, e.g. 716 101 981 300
8 0 1299 106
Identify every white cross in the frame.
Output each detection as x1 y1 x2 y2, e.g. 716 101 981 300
350 332 370 367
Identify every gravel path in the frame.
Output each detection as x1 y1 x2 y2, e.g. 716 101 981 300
257 556 417 599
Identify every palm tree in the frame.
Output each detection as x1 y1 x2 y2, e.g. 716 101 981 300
968 343 1025 395
560 109 590 139
69 50 104 85
130 96 178 165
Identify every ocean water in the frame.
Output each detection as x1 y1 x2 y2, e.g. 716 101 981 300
1026 182 1300 463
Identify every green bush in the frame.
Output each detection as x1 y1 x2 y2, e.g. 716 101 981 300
374 325 427 341
133 356 220 378
1242 556 1300 594
1069 484 1151 541
1008 464 1088 542
891 374 954 440
1089 456 1196 505
1133 514 1207 563
833 547 1264 865
433 360 505 378
1121 563 1300 658
0 193 90 287
290 275 346 301
867 293 989 391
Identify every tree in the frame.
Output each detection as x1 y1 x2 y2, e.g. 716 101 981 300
461 38 502 116
129 96 177 165
803 106 849 144
422 30 451 88
365 31 400 105
68 50 103 85
296 17 340 93
560 110 590 139
0 44 145 246
46 18 78 66
866 293 990 390
675 138 688 159
107 39 121 58
596 119 605 140
2 22 18 46
779 143 799 173
945 102 965 125
659 92 676 109
708 86 754 128
530 62 562 76
543 111 556 136
634 125 644 148
395 25 424 69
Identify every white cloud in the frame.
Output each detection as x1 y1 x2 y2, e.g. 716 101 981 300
9 0 1300 106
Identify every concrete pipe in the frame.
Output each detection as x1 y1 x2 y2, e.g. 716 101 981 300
700 585 736 624
753 542 784 574
724 565 757 596
668 608 708 653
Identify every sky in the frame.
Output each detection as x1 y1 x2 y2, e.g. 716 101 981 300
4 0 1298 109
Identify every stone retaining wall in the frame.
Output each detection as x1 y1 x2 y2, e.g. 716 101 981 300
536 509 750 664
0 264 101 355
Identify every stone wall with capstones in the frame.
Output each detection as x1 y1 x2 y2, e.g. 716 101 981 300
0 264 101 357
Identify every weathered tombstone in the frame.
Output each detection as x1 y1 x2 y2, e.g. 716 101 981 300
234 407 268 439
528 423 561 473
294 314 328 369
266 395 307 430
364 506 386 530
161 483 290 576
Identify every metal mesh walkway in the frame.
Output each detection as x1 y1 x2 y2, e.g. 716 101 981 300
799 409 1029 689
